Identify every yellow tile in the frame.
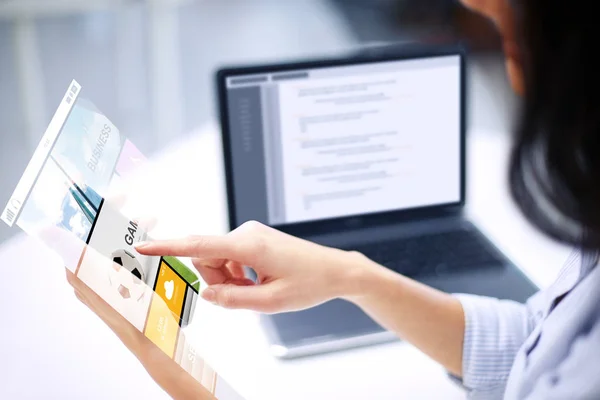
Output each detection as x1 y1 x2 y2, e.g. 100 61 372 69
155 261 187 318
143 293 180 358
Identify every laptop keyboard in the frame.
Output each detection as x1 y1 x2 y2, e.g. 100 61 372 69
346 228 504 278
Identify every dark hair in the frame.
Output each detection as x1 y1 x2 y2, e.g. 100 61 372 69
509 1 600 250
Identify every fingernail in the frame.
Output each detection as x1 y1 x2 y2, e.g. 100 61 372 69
135 241 148 249
202 288 217 304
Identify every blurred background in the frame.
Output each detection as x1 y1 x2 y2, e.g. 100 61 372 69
0 0 517 245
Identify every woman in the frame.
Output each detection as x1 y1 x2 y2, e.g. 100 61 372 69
73 0 600 398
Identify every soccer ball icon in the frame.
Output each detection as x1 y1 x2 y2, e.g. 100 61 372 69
109 249 147 301
112 248 146 281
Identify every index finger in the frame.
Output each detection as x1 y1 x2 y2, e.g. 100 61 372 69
135 235 242 260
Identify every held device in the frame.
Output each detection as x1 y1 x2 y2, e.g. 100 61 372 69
1 80 200 328
1 80 246 398
216 43 538 358
108 247 199 327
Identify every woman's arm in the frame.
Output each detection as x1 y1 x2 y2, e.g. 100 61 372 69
341 257 466 376
137 220 547 391
136 221 545 386
137 220 543 387
137 221 467 376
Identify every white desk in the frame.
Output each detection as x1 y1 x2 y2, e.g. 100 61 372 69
0 123 572 399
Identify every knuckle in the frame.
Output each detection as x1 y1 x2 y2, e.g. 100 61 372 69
218 287 236 308
250 233 267 254
262 288 283 311
239 220 264 232
190 235 211 250
232 221 271 263
271 291 285 308
185 234 200 242
348 250 367 260
263 289 278 305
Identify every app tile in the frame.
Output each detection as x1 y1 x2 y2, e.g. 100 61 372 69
155 261 187 320
144 294 180 358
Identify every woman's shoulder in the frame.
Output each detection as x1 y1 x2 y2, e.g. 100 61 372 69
528 250 598 314
514 259 600 398
520 305 600 399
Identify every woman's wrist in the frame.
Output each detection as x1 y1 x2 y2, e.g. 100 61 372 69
329 250 389 302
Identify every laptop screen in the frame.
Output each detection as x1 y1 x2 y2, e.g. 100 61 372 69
222 54 462 227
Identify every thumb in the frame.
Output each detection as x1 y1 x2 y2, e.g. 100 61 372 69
201 283 281 313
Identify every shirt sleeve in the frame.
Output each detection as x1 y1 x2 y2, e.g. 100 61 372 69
450 293 541 398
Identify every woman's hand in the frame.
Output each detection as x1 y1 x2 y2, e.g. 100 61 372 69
137 221 466 377
65 269 216 400
136 221 371 313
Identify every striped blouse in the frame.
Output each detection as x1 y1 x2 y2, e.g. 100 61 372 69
451 250 600 399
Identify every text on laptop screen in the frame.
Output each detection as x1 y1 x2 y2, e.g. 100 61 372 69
224 55 461 226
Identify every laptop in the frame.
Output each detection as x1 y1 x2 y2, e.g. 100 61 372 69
216 44 537 359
